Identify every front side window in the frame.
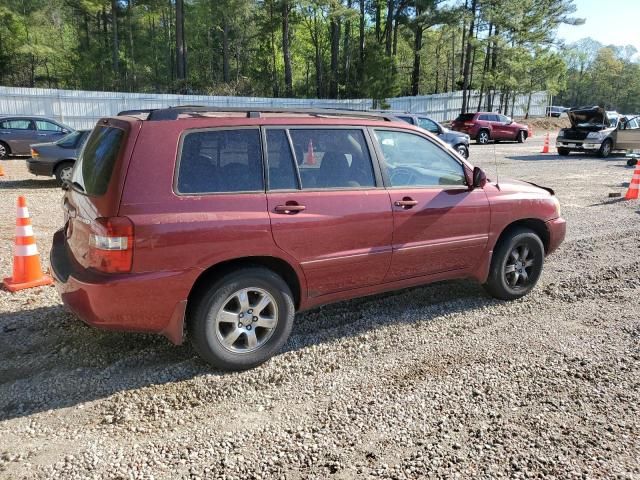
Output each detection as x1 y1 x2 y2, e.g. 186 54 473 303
289 129 375 189
417 117 440 134
177 128 263 194
35 120 64 132
1 119 33 130
374 130 467 188
478 114 490 121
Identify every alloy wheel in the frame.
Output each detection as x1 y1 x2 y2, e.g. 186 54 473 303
215 287 278 354
478 132 489 144
0 144 6 158
504 243 536 290
60 166 73 182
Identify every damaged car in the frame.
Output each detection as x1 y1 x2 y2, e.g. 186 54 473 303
555 106 640 158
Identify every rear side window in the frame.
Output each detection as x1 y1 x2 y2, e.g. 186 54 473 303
456 113 475 122
71 126 124 195
177 128 263 194
289 129 376 189
266 129 298 190
1 119 33 130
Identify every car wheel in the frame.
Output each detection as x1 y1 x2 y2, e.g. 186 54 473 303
455 144 469 158
598 139 612 158
557 148 570 156
517 131 526 143
477 130 490 145
54 161 74 185
483 227 544 301
189 267 295 371
0 141 9 159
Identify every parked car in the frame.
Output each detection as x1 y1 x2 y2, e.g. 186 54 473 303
450 112 529 144
50 107 566 370
545 106 568 118
0 116 74 158
555 107 640 157
392 112 471 158
27 130 91 184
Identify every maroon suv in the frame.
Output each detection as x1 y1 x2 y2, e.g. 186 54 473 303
451 112 529 144
51 107 565 370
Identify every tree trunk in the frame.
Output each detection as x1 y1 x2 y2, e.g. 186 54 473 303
329 18 341 98
460 0 477 113
269 0 278 97
111 0 119 79
488 26 499 111
375 0 381 43
282 1 293 96
222 15 230 83
358 0 365 89
384 0 394 56
342 0 352 93
175 0 186 81
128 0 136 91
411 26 423 96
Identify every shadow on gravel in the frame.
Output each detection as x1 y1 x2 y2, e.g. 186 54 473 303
0 279 496 421
506 154 627 162
0 179 59 189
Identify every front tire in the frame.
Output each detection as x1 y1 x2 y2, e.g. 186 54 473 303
517 130 526 143
189 267 295 371
557 148 570 156
598 139 612 158
455 144 469 158
483 228 545 301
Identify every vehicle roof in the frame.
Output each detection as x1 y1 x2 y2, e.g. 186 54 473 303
0 115 66 121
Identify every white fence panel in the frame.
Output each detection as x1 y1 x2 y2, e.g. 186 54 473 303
0 86 549 129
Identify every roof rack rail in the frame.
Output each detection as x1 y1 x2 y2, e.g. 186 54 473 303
145 105 400 122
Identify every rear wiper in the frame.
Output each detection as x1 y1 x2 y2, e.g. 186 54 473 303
62 180 85 192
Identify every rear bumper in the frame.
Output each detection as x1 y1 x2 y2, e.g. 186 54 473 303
546 217 566 255
50 229 196 344
27 159 55 176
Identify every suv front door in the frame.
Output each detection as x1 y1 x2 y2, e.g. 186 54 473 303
265 127 393 297
372 128 490 281
617 116 640 151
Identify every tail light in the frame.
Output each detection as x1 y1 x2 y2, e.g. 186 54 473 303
464 122 474 126
31 148 39 157
88 217 134 273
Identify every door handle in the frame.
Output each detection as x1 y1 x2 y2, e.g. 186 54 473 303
274 204 306 214
394 198 418 209
37 133 48 136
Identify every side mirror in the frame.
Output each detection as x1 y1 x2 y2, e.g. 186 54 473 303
472 166 487 189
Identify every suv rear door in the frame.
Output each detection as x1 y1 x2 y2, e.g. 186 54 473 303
371 128 490 280
265 127 393 297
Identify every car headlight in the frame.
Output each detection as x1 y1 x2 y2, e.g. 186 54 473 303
586 131 605 140
551 196 561 218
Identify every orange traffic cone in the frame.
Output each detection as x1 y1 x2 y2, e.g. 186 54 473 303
305 139 316 166
529 126 535 138
0 163 5 176
541 133 550 154
624 162 640 200
2 196 53 292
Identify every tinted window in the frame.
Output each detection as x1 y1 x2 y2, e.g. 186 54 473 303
374 130 466 187
478 114 490 121
498 115 510 123
266 129 298 190
1 119 32 130
289 129 375 189
456 113 475 121
71 126 124 195
417 117 440 134
177 128 263 194
35 120 64 132
397 116 415 124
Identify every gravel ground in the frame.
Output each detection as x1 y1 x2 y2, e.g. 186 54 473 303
1 134 639 479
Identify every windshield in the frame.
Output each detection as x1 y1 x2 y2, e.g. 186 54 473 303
71 126 124 195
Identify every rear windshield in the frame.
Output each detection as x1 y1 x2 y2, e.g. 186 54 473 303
71 126 124 195
455 113 475 121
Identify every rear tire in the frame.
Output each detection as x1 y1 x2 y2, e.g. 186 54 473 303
0 141 9 159
483 228 545 301
189 267 295 371
476 130 490 145
597 139 612 158
54 161 74 185
557 148 570 156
